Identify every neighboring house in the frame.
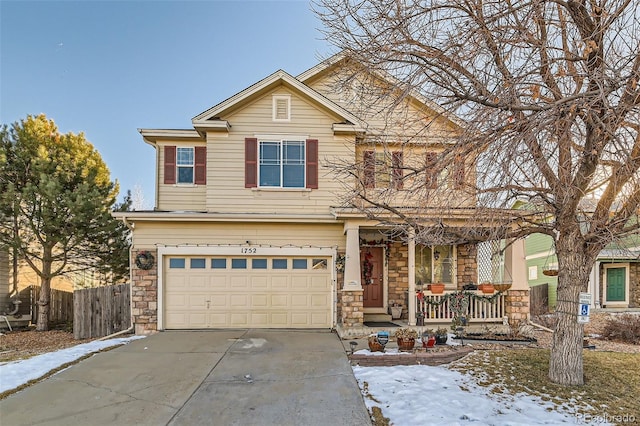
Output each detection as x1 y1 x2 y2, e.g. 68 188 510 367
114 54 530 336
525 233 640 310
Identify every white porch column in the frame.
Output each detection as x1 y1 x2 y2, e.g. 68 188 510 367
343 224 362 290
505 238 527 290
408 228 416 326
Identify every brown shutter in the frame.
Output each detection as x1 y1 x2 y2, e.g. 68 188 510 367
306 139 319 189
392 151 403 190
194 146 206 185
363 150 376 189
245 138 258 188
453 154 465 188
425 151 437 189
164 145 176 184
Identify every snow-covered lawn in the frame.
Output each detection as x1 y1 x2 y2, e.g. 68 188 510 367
0 335 144 394
353 357 590 425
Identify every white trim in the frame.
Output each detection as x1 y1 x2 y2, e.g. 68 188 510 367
603 263 630 307
156 245 336 331
525 250 555 261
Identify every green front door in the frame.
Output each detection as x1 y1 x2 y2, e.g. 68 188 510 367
606 267 626 302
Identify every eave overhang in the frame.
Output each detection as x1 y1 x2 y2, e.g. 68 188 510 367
138 129 204 146
112 211 340 224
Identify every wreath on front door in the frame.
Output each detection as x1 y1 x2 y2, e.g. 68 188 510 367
362 251 374 285
135 251 155 270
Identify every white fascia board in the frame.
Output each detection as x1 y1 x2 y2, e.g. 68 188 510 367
332 123 367 134
138 129 204 145
157 245 336 257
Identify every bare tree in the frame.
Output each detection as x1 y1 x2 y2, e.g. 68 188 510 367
314 0 640 386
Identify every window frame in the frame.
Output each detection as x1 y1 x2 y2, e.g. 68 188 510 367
176 147 195 184
258 139 306 188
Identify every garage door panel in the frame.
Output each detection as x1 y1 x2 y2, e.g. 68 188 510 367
165 255 332 329
252 294 268 307
270 312 288 325
230 313 249 326
291 276 309 290
291 294 309 307
210 295 227 307
271 275 289 289
250 276 268 289
230 276 249 289
271 294 288 307
230 294 249 307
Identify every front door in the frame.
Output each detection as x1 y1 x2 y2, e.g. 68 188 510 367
361 247 384 308
606 267 626 302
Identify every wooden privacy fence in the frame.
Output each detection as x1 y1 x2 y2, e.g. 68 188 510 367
530 283 549 316
74 283 131 339
31 286 74 325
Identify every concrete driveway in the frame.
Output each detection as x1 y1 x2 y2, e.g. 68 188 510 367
0 330 371 426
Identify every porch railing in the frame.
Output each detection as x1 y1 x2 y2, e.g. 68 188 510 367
416 291 506 323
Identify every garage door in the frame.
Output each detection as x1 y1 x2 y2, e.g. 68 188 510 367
164 256 332 329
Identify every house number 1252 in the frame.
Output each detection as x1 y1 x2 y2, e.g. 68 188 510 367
241 247 257 254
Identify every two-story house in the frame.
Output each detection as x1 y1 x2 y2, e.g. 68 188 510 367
115 54 530 336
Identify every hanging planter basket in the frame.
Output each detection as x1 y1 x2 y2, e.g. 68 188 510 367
542 269 559 276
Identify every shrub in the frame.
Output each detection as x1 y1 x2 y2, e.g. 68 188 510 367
600 314 640 344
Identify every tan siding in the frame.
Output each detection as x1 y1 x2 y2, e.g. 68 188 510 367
132 222 345 251
307 70 458 141
157 141 207 211
205 85 354 215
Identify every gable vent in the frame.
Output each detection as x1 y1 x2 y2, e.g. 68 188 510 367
273 95 291 121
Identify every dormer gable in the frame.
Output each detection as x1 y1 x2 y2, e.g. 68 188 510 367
192 69 367 136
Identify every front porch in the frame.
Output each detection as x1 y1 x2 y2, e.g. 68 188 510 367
335 220 530 338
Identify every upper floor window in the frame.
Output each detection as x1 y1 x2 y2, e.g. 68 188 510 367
245 138 318 189
163 145 206 185
260 140 305 188
364 150 403 190
177 147 194 183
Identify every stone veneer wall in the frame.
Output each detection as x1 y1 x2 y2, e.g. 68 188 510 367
340 290 364 327
387 242 408 317
456 243 478 288
131 249 158 334
505 290 529 324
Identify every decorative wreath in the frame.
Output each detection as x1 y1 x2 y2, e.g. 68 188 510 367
135 251 155 270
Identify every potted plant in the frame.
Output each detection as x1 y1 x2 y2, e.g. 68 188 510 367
435 327 449 345
428 283 445 294
394 328 418 351
479 282 494 294
368 334 385 352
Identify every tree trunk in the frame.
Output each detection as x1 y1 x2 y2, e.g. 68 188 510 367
35 248 53 332
549 230 595 386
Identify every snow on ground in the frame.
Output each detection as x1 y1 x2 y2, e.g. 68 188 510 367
354 364 579 425
0 335 145 393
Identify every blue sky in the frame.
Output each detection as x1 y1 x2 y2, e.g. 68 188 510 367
1 0 332 208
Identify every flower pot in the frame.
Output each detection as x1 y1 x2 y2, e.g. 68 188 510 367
396 337 416 352
429 283 445 294
480 283 494 294
390 305 403 319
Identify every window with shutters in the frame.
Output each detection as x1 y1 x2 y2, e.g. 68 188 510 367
164 145 206 185
245 138 317 189
272 95 291 121
363 150 403 189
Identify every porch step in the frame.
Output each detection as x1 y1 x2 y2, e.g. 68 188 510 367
364 314 393 322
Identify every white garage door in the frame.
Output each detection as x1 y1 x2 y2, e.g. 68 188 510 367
164 256 332 329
